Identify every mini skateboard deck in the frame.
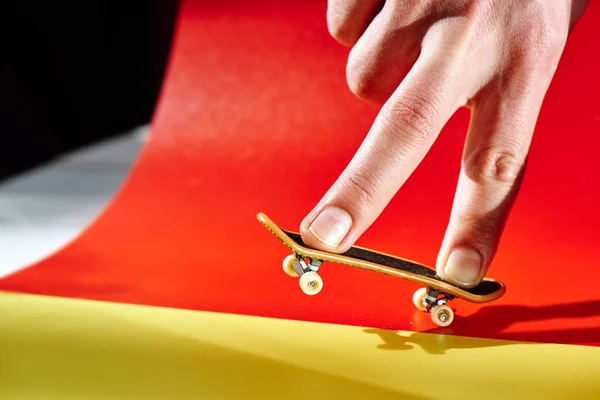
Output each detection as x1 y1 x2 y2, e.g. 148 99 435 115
257 212 506 327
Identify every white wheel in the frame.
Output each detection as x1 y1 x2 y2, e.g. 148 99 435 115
430 304 454 327
282 254 299 277
412 288 428 311
299 271 323 295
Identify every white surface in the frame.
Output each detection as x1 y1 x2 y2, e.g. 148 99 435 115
0 125 146 278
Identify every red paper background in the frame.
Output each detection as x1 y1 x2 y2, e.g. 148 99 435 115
2 0 600 346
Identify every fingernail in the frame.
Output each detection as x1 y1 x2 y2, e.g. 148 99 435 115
443 247 482 287
308 207 352 248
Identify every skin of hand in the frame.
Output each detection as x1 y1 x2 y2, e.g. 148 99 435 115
299 0 589 288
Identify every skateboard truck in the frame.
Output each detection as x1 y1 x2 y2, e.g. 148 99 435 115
413 287 455 326
284 253 324 296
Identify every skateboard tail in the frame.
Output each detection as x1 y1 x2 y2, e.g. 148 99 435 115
257 213 296 253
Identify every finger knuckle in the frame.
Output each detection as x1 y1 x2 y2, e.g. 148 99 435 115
327 9 359 46
380 93 438 141
460 215 502 252
513 5 566 67
462 213 500 235
346 62 383 103
343 171 380 207
522 26 562 64
464 147 524 185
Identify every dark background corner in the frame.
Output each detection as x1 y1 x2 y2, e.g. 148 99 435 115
0 1 181 181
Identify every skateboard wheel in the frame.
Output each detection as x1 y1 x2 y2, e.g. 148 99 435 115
412 288 428 311
299 271 323 295
430 304 454 327
282 254 299 277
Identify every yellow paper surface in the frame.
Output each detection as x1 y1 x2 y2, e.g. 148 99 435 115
1 291 599 399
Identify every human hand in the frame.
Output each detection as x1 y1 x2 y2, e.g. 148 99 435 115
299 0 589 288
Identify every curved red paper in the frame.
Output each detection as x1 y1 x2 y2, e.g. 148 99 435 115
2 0 600 346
